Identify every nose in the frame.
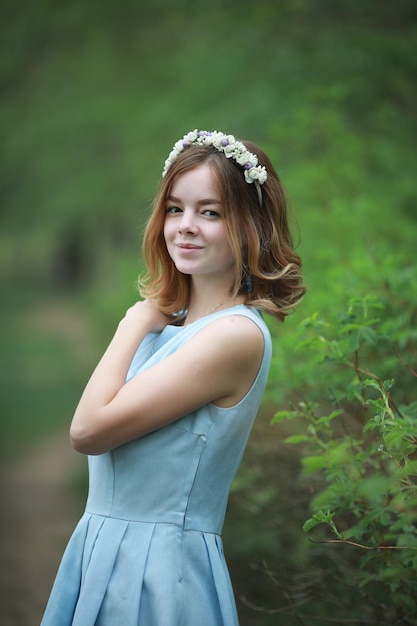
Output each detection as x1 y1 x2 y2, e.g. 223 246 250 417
178 209 197 234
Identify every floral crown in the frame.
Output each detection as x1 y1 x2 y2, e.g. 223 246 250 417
162 130 268 187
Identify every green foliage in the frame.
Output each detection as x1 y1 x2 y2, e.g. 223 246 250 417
1 0 417 291
1 1 416 624
273 264 417 623
0 283 94 459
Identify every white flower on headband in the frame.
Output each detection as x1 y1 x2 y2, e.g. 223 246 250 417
162 129 268 187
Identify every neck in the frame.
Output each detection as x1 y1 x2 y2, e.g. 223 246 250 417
184 277 244 325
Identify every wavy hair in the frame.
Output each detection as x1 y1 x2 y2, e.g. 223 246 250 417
140 139 306 321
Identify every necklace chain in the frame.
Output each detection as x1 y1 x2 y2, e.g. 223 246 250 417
211 301 226 313
210 298 238 314
178 298 240 326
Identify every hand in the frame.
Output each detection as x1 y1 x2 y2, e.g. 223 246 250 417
123 299 172 334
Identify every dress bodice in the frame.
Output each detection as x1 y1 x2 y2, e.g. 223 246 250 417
86 305 272 535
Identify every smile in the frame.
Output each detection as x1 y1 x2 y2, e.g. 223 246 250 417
176 243 203 251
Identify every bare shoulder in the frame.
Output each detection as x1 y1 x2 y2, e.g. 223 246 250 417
209 313 264 337
189 314 265 407
191 314 265 361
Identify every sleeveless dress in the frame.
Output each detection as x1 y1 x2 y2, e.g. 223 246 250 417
41 305 272 626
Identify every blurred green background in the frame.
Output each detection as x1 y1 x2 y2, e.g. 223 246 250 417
1 0 416 624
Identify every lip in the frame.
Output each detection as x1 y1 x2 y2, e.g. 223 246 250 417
176 243 203 250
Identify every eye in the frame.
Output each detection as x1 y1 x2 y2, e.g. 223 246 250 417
166 206 183 214
202 209 221 218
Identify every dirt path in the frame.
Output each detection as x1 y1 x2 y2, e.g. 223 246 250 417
0 297 95 625
0 432 85 626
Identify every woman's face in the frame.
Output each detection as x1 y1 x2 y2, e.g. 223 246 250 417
163 164 235 282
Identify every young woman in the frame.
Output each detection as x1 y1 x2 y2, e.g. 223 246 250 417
41 130 305 625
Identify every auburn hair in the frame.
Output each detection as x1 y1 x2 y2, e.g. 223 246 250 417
140 140 306 322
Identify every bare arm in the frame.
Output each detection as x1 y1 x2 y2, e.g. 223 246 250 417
70 305 264 455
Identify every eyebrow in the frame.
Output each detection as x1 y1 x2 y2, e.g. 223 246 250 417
166 195 221 206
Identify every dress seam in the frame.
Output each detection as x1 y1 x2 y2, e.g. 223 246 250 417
84 511 182 526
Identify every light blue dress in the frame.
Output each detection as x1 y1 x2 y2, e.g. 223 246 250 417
41 305 272 626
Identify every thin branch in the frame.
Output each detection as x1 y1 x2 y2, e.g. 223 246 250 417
239 596 383 623
354 365 404 418
308 538 417 551
392 345 417 378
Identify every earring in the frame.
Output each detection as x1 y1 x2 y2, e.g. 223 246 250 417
245 275 253 293
242 265 253 293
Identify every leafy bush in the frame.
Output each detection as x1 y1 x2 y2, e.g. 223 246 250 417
274 263 417 624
